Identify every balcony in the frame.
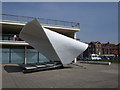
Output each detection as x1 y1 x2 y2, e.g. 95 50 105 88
0 14 80 45
0 14 80 29
0 34 29 46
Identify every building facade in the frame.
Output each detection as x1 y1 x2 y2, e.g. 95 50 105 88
118 43 120 56
0 14 80 64
83 41 118 58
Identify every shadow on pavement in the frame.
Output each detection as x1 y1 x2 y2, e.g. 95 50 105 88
3 64 74 73
4 65 23 73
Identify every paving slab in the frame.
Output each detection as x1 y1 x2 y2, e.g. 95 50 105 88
2 63 118 88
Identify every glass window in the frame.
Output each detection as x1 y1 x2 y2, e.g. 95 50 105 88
0 35 2 40
3 35 8 40
39 53 50 63
11 49 24 64
10 37 13 40
0 48 2 64
27 49 38 63
2 48 9 64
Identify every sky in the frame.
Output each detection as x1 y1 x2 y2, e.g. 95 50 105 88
2 2 118 44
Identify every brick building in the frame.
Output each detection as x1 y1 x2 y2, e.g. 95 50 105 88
83 41 118 58
102 42 118 56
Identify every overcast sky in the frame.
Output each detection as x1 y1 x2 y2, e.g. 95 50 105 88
2 2 118 44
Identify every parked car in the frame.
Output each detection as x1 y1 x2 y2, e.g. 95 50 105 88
89 54 101 60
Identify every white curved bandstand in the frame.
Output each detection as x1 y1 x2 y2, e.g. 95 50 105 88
19 18 88 65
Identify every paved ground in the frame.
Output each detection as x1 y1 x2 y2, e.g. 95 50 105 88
2 63 118 88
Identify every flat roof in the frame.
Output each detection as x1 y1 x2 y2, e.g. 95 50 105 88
1 20 80 31
1 14 80 29
1 20 80 38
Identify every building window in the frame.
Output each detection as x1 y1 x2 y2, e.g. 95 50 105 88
2 34 21 41
2 48 10 64
39 53 50 63
11 48 24 64
27 49 38 63
0 35 2 40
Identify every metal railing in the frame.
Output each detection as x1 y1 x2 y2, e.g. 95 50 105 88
0 14 80 28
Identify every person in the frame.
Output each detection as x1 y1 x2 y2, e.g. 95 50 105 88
13 35 19 41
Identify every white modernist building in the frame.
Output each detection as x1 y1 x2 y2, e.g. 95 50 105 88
1 14 87 64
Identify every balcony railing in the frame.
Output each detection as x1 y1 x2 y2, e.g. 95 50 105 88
0 14 80 28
